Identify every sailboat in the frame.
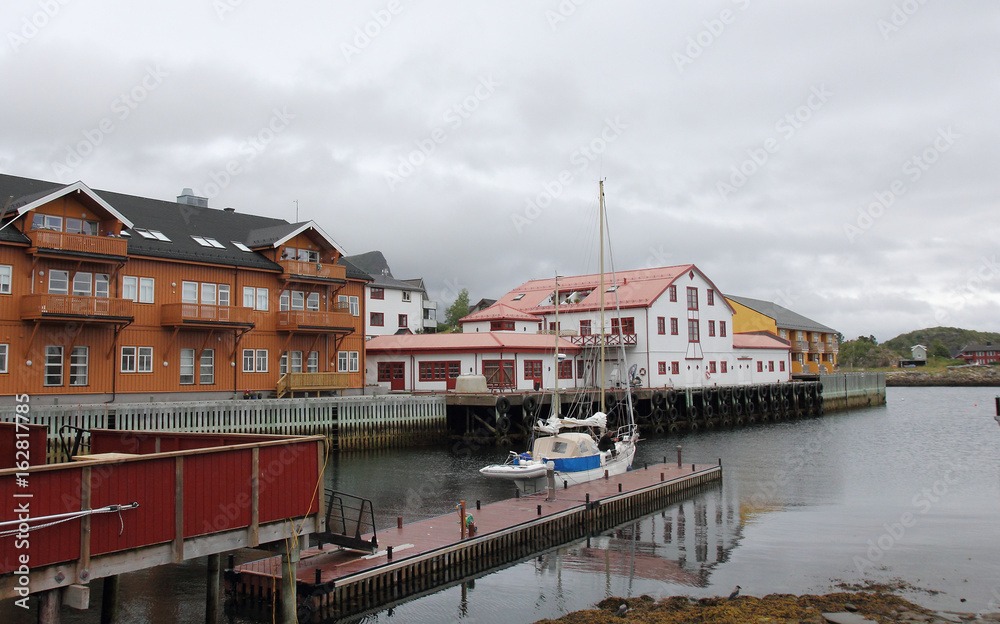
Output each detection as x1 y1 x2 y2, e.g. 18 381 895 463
479 181 640 494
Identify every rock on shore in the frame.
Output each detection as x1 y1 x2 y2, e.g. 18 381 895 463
885 366 1000 387
533 592 1000 624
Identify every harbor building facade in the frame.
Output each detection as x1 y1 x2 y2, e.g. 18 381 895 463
0 173 368 404
725 295 839 372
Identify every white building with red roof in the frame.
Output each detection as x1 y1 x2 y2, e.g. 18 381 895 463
364 264 791 393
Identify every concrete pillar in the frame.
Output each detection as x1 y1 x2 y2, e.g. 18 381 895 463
206 554 221 624
100 575 119 624
38 588 61 624
280 544 300 624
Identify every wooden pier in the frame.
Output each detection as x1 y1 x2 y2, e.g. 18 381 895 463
229 461 722 621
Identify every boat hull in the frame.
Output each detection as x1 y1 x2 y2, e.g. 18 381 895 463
482 440 637 495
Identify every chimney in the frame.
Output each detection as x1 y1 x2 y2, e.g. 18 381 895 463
224 207 235 213
177 188 208 208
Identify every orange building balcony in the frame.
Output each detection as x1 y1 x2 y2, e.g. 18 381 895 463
811 342 825 353
276 308 355 333
26 229 128 260
20 294 134 322
160 303 255 329
278 259 346 284
791 340 809 352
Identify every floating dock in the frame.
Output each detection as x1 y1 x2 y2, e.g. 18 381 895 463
229 460 722 621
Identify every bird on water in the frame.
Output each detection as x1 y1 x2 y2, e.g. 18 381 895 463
728 585 741 600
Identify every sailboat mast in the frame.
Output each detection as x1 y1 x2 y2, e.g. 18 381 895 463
599 180 606 414
553 273 560 417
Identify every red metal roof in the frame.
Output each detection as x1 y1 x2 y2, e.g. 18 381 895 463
497 264 736 315
365 332 581 354
459 302 540 324
732 331 790 350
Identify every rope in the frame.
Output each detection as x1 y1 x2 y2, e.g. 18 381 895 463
0 502 139 538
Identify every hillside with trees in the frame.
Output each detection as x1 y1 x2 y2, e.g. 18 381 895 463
881 326 1000 358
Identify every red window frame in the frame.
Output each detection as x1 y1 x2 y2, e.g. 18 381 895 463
668 285 677 302
707 289 714 305
491 320 515 331
524 360 542 379
671 361 679 375
657 361 666 375
377 361 403 381
576 360 584 379
657 317 665 335
709 361 717 373
768 361 775 372
370 312 384 326
721 361 728 373
670 318 678 335
558 360 573 379
371 287 384 300
720 321 727 337
579 319 591 336
483 360 515 389
708 320 715 337
611 317 635 334
688 319 700 343
419 361 460 381
686 287 698 311
757 361 763 372
780 361 786 372
398 314 407 327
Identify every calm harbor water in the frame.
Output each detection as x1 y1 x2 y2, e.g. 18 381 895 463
3 386 1000 623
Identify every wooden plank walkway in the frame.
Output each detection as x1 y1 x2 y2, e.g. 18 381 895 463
229 461 722 620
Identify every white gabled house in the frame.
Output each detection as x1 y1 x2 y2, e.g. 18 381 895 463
344 251 437 338
363 264 791 393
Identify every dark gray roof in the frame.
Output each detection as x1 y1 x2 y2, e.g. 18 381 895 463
725 295 837 334
0 172 353 273
959 343 998 354
337 256 373 282
344 250 424 292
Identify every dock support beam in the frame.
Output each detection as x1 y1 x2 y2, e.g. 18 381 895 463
206 553 221 624
38 588 61 624
280 544 300 624
100 575 119 624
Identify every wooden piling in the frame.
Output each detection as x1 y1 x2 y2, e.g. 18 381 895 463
206 554 221 624
100 575 119 624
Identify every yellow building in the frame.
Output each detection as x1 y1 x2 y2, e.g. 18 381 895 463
725 295 839 373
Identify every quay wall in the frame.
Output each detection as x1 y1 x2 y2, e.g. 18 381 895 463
0 395 448 459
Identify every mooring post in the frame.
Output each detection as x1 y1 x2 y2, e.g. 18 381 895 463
279 543 300 624
676 445 682 467
387 546 393 561
205 554 220 624
39 588 62 624
995 396 999 416
458 501 466 539
397 516 403 530
100 575 120 624
546 461 556 502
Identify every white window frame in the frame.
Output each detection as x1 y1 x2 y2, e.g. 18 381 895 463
291 291 305 311
349 351 359 373
137 347 153 373
138 277 154 303
182 281 199 304
95 274 109 298
48 269 69 295
72 272 93 296
200 349 215 385
306 292 320 311
255 349 268 373
70 346 88 386
218 284 230 307
243 286 256 308
0 265 11 294
45 346 63 386
290 350 303 374
338 351 349 373
307 351 319 373
201 283 217 306
33 214 62 231
123 276 138 301
255 288 269 311
279 292 290 312
121 346 137 373
180 349 195 385
243 349 256 372
0 343 8 373
349 296 359 316
401 291 411 302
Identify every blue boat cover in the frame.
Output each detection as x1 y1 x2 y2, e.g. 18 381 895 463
547 454 601 472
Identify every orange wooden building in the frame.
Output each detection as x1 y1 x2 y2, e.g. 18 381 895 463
0 174 371 404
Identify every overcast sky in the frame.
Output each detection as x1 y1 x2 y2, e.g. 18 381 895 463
2 1 996 341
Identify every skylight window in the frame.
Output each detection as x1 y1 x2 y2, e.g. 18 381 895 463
606 285 618 293
133 228 171 242
191 235 225 249
231 241 253 252
512 294 525 301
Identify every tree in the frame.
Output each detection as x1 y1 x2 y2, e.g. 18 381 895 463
441 288 470 333
929 339 951 359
